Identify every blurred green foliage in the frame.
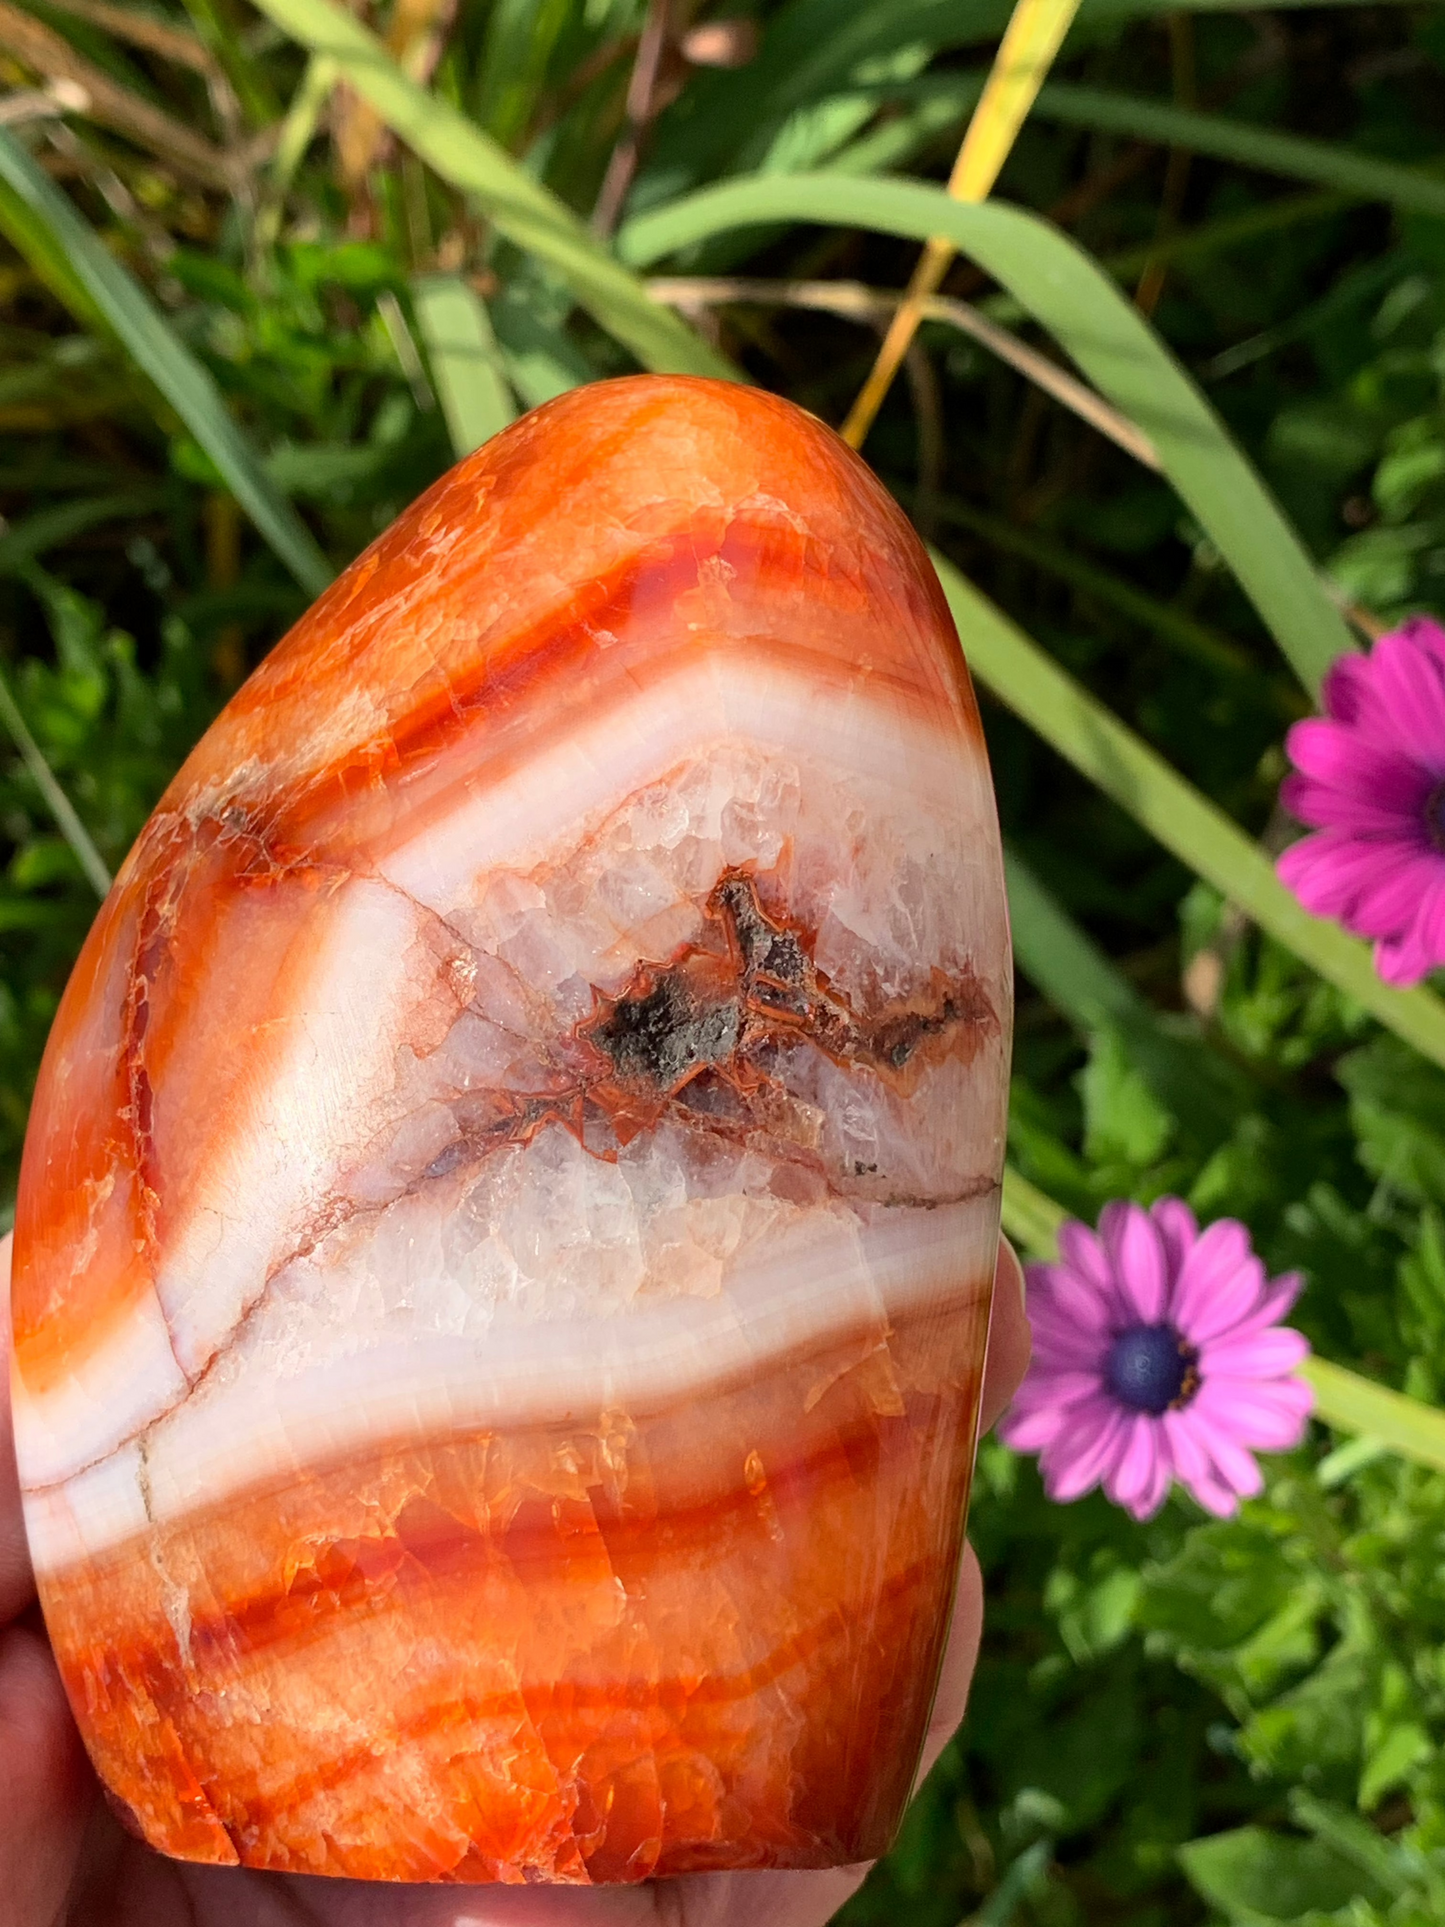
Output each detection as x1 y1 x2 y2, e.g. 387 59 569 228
3 0 1445 1922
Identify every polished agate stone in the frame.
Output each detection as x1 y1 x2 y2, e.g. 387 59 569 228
12 376 1011 1884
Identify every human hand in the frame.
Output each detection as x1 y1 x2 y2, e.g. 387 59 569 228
3 1235 1029 1927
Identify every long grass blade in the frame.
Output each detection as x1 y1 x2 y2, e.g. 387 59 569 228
938 554 1445 1070
1036 82 1445 217
246 0 738 383
0 131 331 596
1006 843 1147 1032
1000 1168 1445 1476
835 70 1445 219
643 0 1414 200
0 663 109 898
412 274 517 458
619 171 1355 696
1303 1360 1445 1476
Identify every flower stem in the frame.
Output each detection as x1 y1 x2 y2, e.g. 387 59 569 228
999 1165 1445 1478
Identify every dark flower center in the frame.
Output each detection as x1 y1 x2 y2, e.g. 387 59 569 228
1104 1324 1200 1415
1426 784 1445 853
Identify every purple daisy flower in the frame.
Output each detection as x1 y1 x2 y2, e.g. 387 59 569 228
998 1199 1313 1521
1278 615 1445 988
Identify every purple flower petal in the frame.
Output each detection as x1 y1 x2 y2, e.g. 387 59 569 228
1276 829 1416 919
998 1400 1070 1453
1188 1414 1266 1499
1285 718 1434 806
1280 775 1428 835
1151 1197 1198 1283
1103 1414 1169 1520
1214 1271 1305 1342
1008 1368 1113 1416
1400 616 1445 661
1164 1411 1247 1515
1171 1220 1261 1341
1026 1260 1114 1338
1350 858 1445 940
1194 1376 1314 1451
1099 1199 1168 1323
1040 1401 1128 1502
1363 630 1445 772
1001 1199 1310 1524
1199 1327 1311 1377
1056 1220 1120 1307
1279 624 1445 979
1376 875 1445 986
1321 647 1395 724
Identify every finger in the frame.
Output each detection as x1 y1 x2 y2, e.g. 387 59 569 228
0 1618 94 1925
979 1237 1030 1438
916 1541 984 1787
0 1232 34 1626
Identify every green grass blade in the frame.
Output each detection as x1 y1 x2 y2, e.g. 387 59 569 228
1304 1360 1445 1475
0 665 110 898
245 0 738 384
412 275 517 459
491 285 595 408
619 172 1355 697
1006 843 1145 1032
1000 1168 1445 1478
1001 1165 1068 1257
1038 83 1445 216
0 490 167 575
642 0 1408 197
937 554 1445 1071
0 169 106 333
838 71 1445 217
0 132 331 598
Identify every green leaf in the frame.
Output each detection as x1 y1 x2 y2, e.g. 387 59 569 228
245 0 738 384
411 275 517 460
1006 844 1243 1143
619 171 1354 696
0 131 331 598
1179 1826 1383 1924
1359 1720 1430 1811
1078 1025 1175 1168
1336 1036 1445 1206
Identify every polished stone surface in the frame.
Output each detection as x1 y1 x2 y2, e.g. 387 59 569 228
12 376 1010 1883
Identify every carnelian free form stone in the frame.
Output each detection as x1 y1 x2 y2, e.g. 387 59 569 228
12 376 1011 1885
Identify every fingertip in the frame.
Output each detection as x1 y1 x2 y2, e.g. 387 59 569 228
0 1231 30 1627
0 1621 94 1926
917 1544 984 1785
